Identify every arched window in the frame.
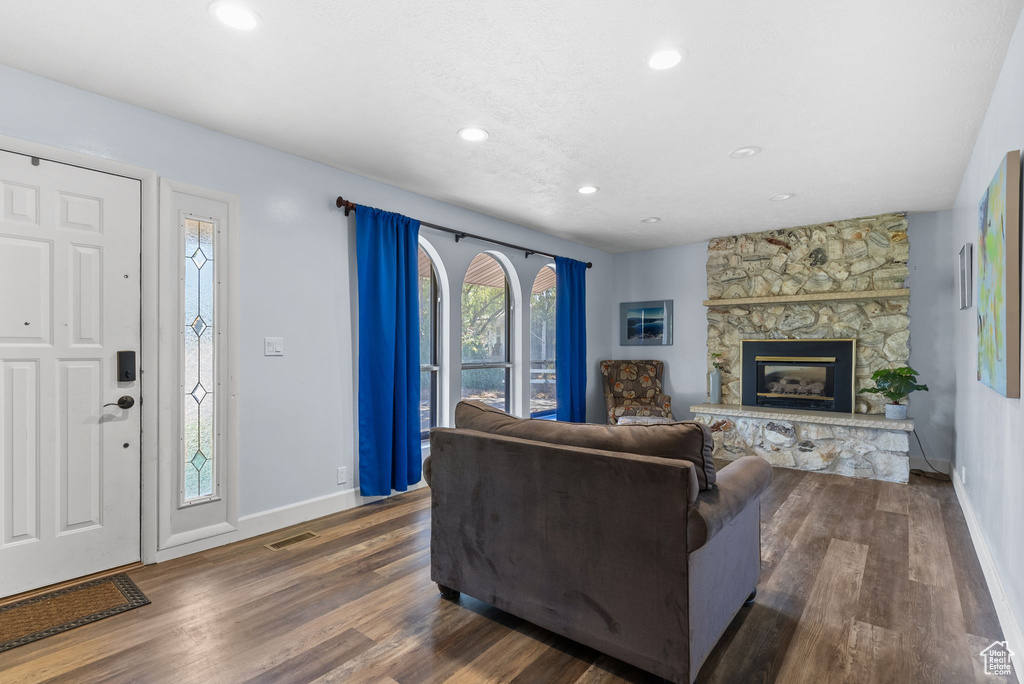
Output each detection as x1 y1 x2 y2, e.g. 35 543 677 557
461 253 511 412
530 265 557 417
419 246 440 440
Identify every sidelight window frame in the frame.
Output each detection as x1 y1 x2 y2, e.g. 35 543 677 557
158 179 239 557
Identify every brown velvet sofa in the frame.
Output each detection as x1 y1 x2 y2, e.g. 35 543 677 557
424 401 773 683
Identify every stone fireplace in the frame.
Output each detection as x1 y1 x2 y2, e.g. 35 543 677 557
703 212 909 413
693 213 913 483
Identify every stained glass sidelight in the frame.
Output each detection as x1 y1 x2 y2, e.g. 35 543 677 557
184 217 215 500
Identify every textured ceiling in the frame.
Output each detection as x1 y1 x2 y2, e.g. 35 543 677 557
1 1 1021 252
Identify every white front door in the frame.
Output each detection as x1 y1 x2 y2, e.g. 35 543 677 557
0 149 141 597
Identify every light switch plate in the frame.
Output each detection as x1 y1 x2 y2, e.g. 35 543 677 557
264 337 284 356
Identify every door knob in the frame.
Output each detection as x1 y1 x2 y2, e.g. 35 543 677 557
103 396 135 410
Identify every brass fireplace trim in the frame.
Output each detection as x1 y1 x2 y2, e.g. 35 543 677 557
757 392 836 401
754 356 836 363
738 338 857 413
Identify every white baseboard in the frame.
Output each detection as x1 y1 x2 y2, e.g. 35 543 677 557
909 456 951 474
952 468 1023 676
153 481 426 563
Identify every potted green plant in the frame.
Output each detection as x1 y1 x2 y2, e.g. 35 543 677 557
858 366 928 419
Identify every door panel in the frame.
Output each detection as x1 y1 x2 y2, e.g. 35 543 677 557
2 360 39 544
0 149 141 597
0 236 50 344
70 245 103 345
59 359 102 531
2 181 39 225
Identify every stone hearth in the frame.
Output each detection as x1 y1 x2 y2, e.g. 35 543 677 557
691 404 912 483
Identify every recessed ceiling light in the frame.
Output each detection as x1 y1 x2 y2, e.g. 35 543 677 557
458 127 489 142
209 1 261 30
641 217 661 223
645 49 684 70
770 193 795 201
578 186 599 194
730 146 762 159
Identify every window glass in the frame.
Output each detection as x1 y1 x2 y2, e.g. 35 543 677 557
462 253 510 412
461 253 508 364
184 217 215 500
530 265 556 417
418 247 439 438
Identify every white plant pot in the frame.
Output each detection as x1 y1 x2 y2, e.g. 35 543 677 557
885 404 908 420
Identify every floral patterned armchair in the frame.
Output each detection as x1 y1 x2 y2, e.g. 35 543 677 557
599 360 674 425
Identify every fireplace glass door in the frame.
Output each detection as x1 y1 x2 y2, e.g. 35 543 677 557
741 339 855 413
755 357 836 410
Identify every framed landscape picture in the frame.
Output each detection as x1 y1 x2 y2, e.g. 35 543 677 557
620 300 673 346
977 150 1021 398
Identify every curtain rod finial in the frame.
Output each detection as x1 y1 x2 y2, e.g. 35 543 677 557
336 196 356 216
586 262 593 269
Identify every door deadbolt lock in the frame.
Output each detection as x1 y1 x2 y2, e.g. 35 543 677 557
103 396 135 410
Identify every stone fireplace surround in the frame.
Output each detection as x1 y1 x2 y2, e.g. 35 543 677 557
698 213 913 482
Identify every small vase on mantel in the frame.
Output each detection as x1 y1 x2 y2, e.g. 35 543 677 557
708 369 723 405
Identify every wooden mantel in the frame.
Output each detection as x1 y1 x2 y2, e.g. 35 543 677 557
703 288 910 308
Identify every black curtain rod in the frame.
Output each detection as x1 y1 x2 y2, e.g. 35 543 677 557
336 196 593 269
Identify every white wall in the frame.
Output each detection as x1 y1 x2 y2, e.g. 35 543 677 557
0 65 613 520
607 242 710 418
906 210 956 470
949 4 1024 656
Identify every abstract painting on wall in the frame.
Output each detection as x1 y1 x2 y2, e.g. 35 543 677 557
977 150 1021 398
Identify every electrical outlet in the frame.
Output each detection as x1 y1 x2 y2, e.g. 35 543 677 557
337 466 348 485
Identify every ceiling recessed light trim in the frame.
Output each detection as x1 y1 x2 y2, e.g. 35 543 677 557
769 193 796 201
730 146 762 159
458 127 489 142
641 217 661 223
577 186 599 194
645 49 685 70
209 1 261 30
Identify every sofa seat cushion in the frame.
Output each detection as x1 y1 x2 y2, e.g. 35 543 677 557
454 400 716 491
686 456 772 551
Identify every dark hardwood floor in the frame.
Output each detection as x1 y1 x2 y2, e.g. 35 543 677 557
0 466 1015 683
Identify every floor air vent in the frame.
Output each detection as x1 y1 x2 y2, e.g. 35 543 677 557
265 531 319 551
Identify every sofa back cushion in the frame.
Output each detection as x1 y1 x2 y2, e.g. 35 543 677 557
454 400 716 490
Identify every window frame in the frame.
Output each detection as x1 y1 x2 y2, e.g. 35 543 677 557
157 178 239 557
461 264 513 414
420 254 440 441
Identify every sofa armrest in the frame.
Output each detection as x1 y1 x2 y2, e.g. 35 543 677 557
423 455 433 487
687 456 772 552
